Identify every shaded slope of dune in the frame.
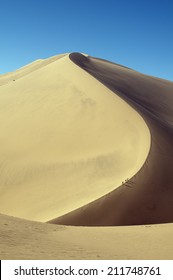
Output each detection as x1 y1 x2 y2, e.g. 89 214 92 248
49 53 173 226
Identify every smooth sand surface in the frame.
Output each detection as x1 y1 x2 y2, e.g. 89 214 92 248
0 52 173 259
1 214 173 260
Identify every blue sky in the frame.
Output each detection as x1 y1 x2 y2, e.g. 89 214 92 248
0 0 173 80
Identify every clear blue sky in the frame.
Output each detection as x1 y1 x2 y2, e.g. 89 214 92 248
0 0 173 80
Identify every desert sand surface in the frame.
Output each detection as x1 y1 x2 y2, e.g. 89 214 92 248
0 52 173 259
1 213 173 260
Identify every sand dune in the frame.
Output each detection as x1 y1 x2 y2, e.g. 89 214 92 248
0 52 173 259
50 53 173 226
0 54 150 222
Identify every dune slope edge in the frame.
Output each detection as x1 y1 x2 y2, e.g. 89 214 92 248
49 52 173 226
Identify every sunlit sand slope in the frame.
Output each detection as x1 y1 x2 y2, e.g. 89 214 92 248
0 214 173 260
0 54 150 222
50 53 173 226
0 54 66 86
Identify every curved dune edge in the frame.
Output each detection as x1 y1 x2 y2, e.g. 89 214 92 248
49 52 173 226
0 54 150 222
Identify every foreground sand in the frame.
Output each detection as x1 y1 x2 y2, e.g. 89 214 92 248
0 52 173 259
0 214 173 260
